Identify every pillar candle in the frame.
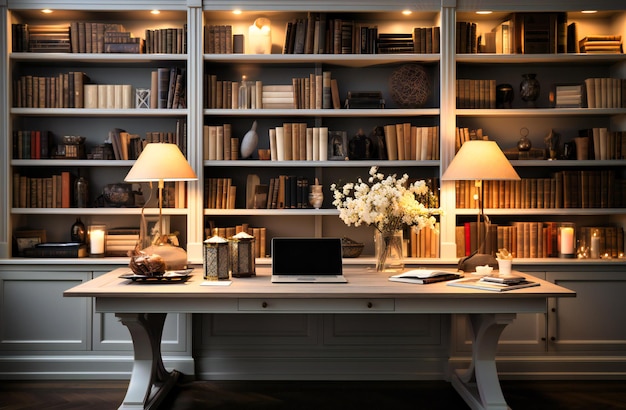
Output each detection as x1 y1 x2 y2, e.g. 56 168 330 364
90 229 105 255
560 227 574 255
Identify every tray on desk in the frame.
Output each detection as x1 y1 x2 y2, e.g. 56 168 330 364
119 269 193 283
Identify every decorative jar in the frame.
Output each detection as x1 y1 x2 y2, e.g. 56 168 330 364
204 234 230 280
229 231 256 278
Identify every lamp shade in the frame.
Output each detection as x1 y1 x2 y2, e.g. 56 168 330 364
441 140 520 181
125 143 197 182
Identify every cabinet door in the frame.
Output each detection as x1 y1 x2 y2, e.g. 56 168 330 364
0 270 90 351
547 270 626 353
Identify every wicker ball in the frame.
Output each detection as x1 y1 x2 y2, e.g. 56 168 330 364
389 64 430 107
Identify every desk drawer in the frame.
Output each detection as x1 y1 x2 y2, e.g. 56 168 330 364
238 298 395 312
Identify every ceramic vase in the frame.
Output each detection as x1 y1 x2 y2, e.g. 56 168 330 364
520 73 540 107
240 120 258 159
308 185 324 209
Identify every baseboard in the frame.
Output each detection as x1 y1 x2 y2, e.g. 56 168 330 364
0 354 195 380
449 355 626 380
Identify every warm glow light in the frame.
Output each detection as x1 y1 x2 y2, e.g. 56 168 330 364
581 10 598 14
476 11 493 15
233 9 242 15
41 9 53 14
150 9 160 15
402 10 412 16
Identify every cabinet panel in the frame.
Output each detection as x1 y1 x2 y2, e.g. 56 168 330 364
0 270 90 351
548 271 626 353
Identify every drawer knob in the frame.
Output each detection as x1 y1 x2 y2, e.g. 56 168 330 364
367 302 373 308
262 302 268 308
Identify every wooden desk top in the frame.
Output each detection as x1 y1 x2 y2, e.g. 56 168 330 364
65 267 575 315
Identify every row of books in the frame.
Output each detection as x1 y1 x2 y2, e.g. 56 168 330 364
11 23 187 54
204 25 233 54
144 27 187 54
456 79 497 109
12 67 186 109
584 78 626 109
583 128 626 160
205 225 267 259
261 175 311 210
454 170 626 209
579 35 623 54
12 172 73 208
203 124 237 161
412 27 441 54
281 14 438 55
12 130 52 159
455 221 624 259
269 125 329 161
283 15 375 54
108 120 188 160
204 72 340 110
205 178 236 209
456 22 478 54
83 84 134 109
12 24 71 53
13 72 87 108
383 124 440 161
405 222 440 258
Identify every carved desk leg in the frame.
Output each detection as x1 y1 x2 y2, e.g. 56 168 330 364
116 313 181 410
451 313 516 410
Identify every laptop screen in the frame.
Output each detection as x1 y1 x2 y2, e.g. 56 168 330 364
271 237 343 276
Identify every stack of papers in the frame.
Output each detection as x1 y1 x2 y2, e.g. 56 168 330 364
447 276 539 292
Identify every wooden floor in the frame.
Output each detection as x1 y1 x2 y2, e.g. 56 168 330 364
1 379 626 409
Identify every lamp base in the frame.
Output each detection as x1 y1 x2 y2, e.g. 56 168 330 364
458 252 498 273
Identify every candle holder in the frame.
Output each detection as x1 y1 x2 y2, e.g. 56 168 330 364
558 222 576 258
229 231 256 278
88 225 107 257
590 228 603 259
203 234 230 280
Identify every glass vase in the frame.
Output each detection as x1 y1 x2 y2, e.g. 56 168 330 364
374 229 404 272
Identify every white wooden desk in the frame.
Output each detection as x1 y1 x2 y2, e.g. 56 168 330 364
64 267 575 410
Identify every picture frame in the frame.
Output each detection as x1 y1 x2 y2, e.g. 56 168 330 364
14 229 47 256
145 215 170 242
328 130 348 160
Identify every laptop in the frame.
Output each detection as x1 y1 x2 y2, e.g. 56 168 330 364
271 237 347 283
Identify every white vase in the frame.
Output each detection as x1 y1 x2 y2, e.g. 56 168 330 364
240 120 258 159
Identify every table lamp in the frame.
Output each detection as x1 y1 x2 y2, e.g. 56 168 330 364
441 140 520 267
125 143 197 248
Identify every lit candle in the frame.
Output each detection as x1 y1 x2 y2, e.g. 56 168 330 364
560 227 574 256
90 228 105 255
590 232 600 259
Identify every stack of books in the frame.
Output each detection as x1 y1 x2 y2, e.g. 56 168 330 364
579 35 623 54
105 228 140 257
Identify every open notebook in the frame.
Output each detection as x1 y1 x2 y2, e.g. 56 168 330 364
271 237 347 283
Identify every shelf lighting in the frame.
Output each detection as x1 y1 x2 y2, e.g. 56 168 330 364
476 11 493 15
41 9 53 14
402 10 412 16
233 9 242 15
150 9 160 15
581 10 598 14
